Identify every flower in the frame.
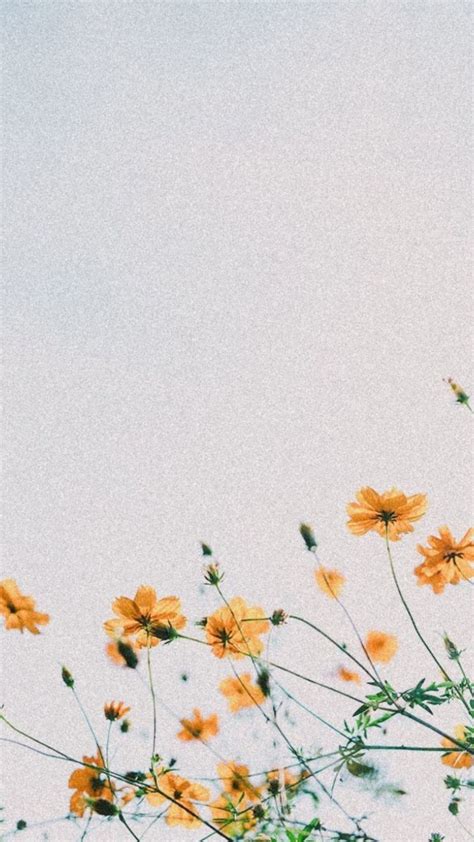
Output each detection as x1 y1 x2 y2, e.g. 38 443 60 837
266 768 298 793
177 708 219 741
0 579 49 634
414 528 474 594
347 487 427 541
314 567 345 599
441 725 473 769
365 630 398 663
68 754 114 817
219 673 266 712
205 597 269 659
104 586 186 649
217 761 261 801
337 666 362 684
105 637 139 668
146 771 210 828
210 793 257 837
104 700 130 721
444 378 471 407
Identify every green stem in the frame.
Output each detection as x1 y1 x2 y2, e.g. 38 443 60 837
146 639 157 766
289 614 375 681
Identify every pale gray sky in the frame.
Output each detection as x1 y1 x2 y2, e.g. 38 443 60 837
2 2 472 840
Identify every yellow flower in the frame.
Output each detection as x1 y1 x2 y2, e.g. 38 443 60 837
0 579 49 635
441 725 473 769
314 567 345 599
205 597 269 660
68 754 114 817
177 708 219 741
219 673 266 712
217 761 261 801
104 585 186 648
146 771 210 828
415 527 474 593
347 487 427 541
210 793 257 837
365 630 398 663
337 666 362 684
104 700 130 721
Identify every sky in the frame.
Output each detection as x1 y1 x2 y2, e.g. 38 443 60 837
2 2 473 840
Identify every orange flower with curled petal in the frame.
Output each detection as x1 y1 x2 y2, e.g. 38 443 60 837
104 700 130 721
441 725 473 769
104 585 186 648
347 487 427 541
205 597 269 659
338 666 362 684
210 792 257 837
145 771 210 828
217 761 261 801
68 753 114 817
314 567 345 599
177 708 219 741
0 579 49 635
414 527 474 594
365 630 398 663
219 673 266 712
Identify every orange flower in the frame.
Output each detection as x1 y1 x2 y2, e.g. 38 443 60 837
104 585 186 648
205 597 269 659
146 771 210 828
217 761 261 801
68 753 114 817
414 527 474 594
219 673 266 712
338 666 362 684
210 793 257 837
266 768 298 792
177 708 219 741
314 567 345 599
347 487 427 541
0 579 49 635
365 630 398 663
104 700 130 721
441 725 473 769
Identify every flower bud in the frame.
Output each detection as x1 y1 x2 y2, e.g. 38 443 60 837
61 666 74 688
299 523 317 552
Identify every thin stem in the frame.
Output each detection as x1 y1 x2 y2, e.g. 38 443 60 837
146 639 157 766
119 812 140 841
71 686 104 762
289 614 375 682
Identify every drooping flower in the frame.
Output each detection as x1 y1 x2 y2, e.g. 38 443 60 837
210 793 257 838
205 598 269 660
219 673 266 712
440 725 473 769
314 567 345 599
104 701 130 722
0 579 49 634
337 666 362 684
146 770 210 827
68 754 114 817
347 488 427 541
177 708 219 741
365 630 398 663
217 761 261 801
414 527 474 594
104 586 186 648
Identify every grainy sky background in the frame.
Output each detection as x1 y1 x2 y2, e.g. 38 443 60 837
2 1 473 840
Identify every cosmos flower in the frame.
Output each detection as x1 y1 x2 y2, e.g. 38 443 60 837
104 585 186 648
104 700 130 721
365 630 398 663
219 673 266 712
205 598 269 659
337 666 362 684
0 579 49 635
210 793 257 837
347 487 427 541
177 708 219 741
68 754 114 817
441 725 473 769
146 771 210 828
415 527 474 593
314 567 345 599
217 761 261 801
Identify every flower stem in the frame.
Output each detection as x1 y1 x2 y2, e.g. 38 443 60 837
146 639 157 766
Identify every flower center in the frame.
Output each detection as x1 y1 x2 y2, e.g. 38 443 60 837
173 789 183 800
377 510 397 524
443 551 464 563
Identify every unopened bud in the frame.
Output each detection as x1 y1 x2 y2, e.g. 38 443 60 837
61 666 74 688
299 523 317 552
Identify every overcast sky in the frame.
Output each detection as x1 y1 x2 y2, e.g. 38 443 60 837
2 2 472 840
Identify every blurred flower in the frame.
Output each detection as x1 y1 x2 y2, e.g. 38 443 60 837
444 378 471 408
61 666 74 688
205 598 269 659
203 562 224 586
217 761 261 801
441 726 473 769
337 666 362 684
266 768 298 793
347 488 427 541
210 793 257 837
219 673 266 712
0 579 49 634
365 630 398 663
270 608 288 626
105 637 139 669
146 771 210 828
415 528 474 593
314 567 345 599
299 523 317 552
104 700 130 722
104 586 186 649
68 754 114 817
177 708 219 741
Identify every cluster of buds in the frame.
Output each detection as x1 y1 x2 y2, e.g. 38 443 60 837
270 608 288 627
104 700 131 722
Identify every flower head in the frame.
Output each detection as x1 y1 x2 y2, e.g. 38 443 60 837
104 586 186 649
365 630 398 663
104 700 130 721
337 666 362 684
347 487 427 541
177 708 219 741
210 793 257 837
414 527 474 594
314 567 345 599
0 579 49 634
444 378 471 408
205 597 269 659
217 761 261 801
146 770 210 827
219 672 266 713
441 725 473 769
68 754 114 817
